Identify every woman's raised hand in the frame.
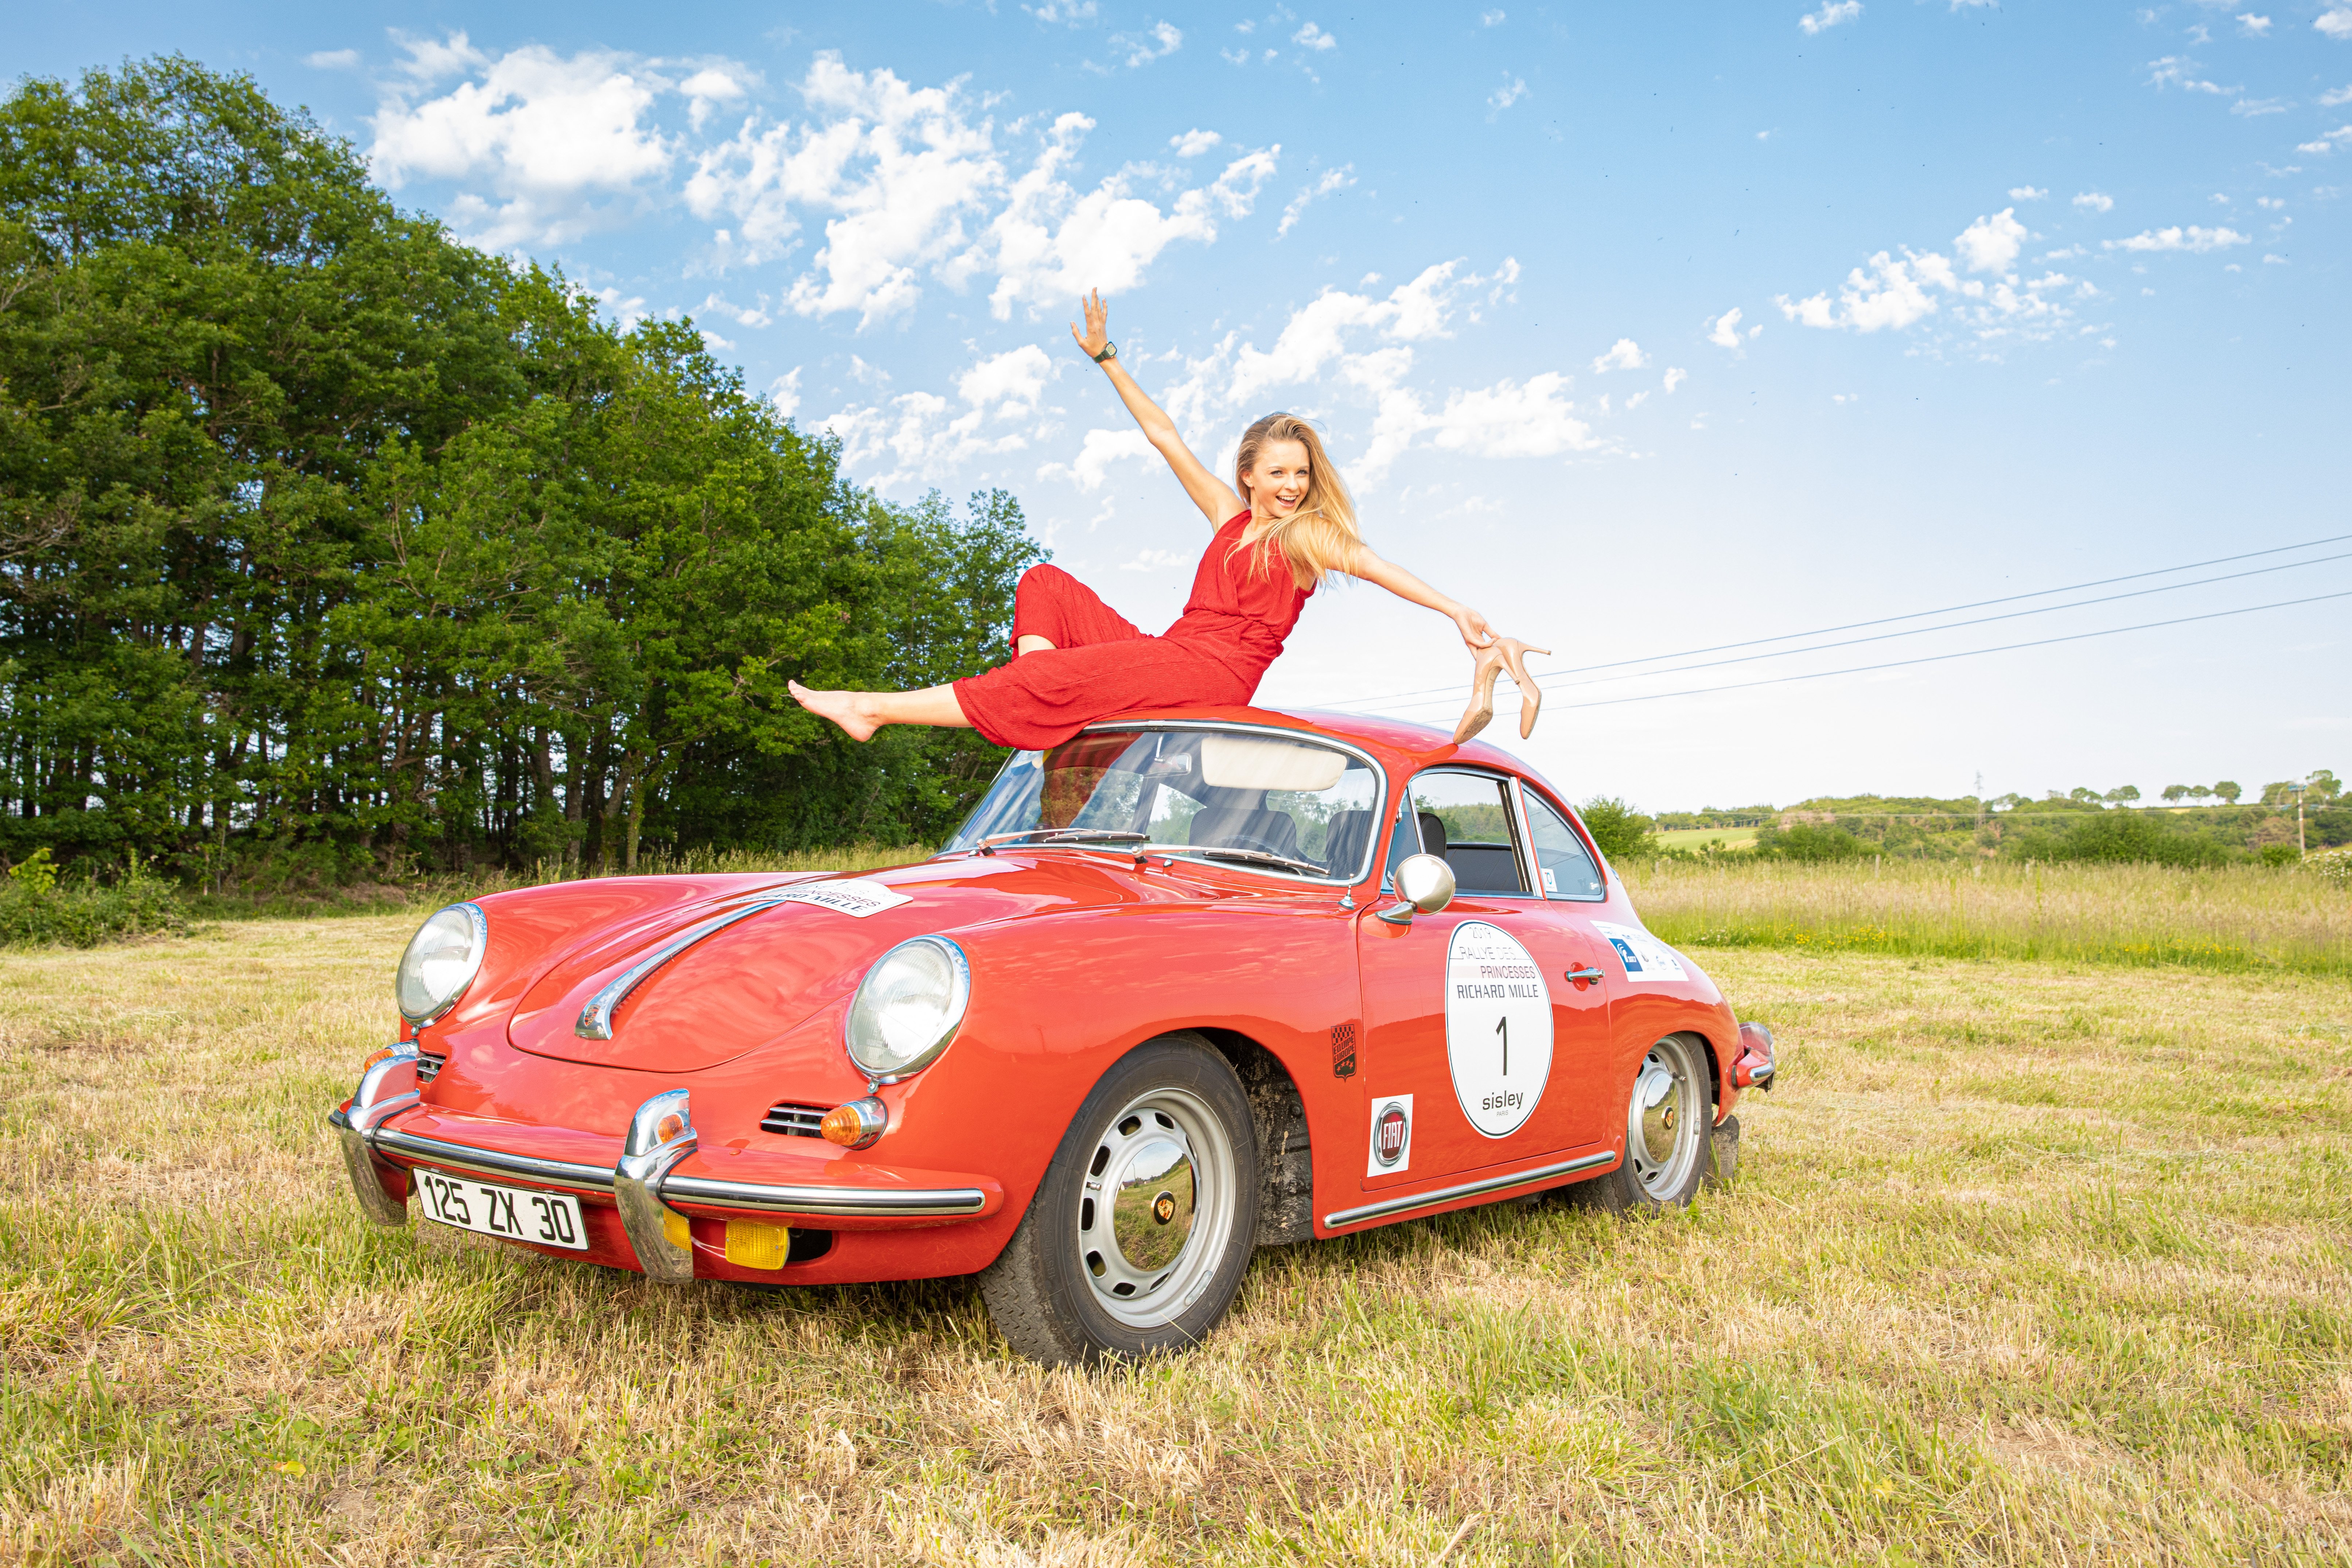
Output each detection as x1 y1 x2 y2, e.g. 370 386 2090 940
1451 604 1497 651
1069 288 1111 361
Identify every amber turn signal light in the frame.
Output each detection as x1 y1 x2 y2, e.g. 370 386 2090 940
819 1097 888 1150
361 1046 399 1071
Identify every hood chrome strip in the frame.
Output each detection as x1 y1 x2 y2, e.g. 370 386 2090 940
574 892 797 1040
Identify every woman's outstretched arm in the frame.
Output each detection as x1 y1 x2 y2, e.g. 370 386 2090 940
1070 289 1243 529
1345 544 1498 652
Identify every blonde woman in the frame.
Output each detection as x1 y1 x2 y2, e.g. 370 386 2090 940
791 289 1530 750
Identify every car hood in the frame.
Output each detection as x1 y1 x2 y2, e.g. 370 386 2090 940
505 855 1142 1072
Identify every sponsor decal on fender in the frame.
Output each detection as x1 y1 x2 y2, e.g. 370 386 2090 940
771 878 913 918
1366 1094 1414 1176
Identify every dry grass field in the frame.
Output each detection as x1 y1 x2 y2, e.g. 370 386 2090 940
3 897 2350 1564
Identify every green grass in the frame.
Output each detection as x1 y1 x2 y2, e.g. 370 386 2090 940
1627 855 2352 978
1651 826 1759 852
3 921 2351 1562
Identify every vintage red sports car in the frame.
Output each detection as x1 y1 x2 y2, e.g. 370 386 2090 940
331 708 1776 1363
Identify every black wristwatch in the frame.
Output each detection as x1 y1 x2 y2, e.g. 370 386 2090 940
1092 341 1118 363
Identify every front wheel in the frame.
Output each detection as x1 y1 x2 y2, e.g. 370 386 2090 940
1567 1033 1712 1214
979 1034 1259 1365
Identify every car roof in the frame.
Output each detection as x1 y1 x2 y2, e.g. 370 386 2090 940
1083 704 1576 809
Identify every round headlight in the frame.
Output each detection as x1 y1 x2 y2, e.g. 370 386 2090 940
844 936 971 1082
396 903 488 1024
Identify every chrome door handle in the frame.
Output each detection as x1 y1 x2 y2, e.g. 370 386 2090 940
1563 966 1606 983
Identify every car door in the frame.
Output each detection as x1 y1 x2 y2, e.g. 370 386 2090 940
1354 769 1612 1190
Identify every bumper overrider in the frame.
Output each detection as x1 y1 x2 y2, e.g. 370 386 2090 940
329 1043 998 1280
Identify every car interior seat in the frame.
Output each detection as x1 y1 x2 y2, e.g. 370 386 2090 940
1189 805 1303 859
1320 809 1371 875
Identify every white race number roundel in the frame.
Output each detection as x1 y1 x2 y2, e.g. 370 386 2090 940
1444 921 1553 1138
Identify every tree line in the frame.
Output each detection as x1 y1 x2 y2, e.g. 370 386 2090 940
0 59 1043 889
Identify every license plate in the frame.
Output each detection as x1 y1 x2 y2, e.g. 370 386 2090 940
413 1168 589 1251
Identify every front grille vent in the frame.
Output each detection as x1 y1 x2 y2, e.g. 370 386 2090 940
416 1053 446 1085
762 1101 828 1137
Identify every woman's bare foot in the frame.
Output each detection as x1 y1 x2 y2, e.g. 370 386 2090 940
789 680 884 742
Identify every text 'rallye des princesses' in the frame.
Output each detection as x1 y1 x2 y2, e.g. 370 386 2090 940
332 707 1776 1364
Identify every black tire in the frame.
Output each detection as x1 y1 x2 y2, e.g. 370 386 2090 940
1564 1033 1713 1214
979 1032 1260 1366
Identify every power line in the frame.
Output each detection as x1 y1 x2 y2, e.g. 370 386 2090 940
1309 529 2352 712
1357 549 2352 714
1345 588 2352 720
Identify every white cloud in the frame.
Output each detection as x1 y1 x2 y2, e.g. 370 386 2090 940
958 345 1056 418
1490 75 1529 112
2008 185 2049 201
1277 165 1355 238
2323 85 2352 106
1482 8 1507 23
2104 225 2251 251
368 38 676 248
1025 1 1101 23
1800 2 1862 36
970 131 1279 320
683 60 1277 328
2320 10 2352 41
1706 307 1746 348
2230 97 2290 116
679 66 749 133
305 48 361 70
1040 428 1155 491
2237 13 2273 36
1954 207 2028 273
2073 191 2116 212
1170 128 1223 157
2146 55 2233 94
1121 22 1184 67
1662 368 1687 394
768 368 802 419
696 291 774 329
1294 22 1338 51
2295 125 2352 152
1592 338 1648 372
1120 548 1189 571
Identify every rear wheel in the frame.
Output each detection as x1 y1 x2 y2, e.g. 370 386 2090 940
979 1034 1259 1365
1567 1033 1712 1214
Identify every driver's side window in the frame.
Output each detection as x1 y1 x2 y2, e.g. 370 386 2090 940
1384 770 1531 895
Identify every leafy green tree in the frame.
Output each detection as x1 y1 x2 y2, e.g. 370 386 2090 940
1576 797 1655 861
2213 781 2243 805
2161 784 2191 804
2104 785 2140 805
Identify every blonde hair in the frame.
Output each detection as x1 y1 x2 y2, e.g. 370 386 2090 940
1229 412 1361 590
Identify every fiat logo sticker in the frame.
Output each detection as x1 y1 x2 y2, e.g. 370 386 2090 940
1375 1102 1408 1166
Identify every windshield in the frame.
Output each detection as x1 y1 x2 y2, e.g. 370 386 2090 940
945 728 1383 881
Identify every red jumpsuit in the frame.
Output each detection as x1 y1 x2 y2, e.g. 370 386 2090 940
954 510 1310 751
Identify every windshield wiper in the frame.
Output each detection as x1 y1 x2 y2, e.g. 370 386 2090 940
1165 847 1330 878
976 828 1151 855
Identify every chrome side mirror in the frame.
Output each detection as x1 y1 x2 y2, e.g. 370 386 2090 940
1376 853 1456 926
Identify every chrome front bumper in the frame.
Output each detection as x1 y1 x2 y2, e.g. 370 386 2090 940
330 1044 989 1277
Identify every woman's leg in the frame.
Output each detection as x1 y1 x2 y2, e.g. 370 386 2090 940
788 681 970 743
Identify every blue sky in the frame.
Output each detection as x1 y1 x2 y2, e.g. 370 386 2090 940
15 1 2349 809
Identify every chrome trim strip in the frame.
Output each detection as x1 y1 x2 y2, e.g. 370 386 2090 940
368 1126 989 1218
1322 1150 1619 1230
1072 718 1390 887
373 1127 617 1191
665 1174 988 1217
575 892 796 1039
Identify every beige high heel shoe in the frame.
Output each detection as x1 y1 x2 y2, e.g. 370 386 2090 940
1453 637 1551 744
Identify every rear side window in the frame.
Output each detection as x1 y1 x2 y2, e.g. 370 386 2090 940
1523 793 1606 900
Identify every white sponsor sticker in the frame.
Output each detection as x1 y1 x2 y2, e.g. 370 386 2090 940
1444 922 1553 1139
770 878 913 918
1591 919 1688 984
1366 1095 1414 1176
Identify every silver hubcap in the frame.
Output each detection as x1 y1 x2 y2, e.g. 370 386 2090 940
1077 1086 1237 1328
1627 1035 1706 1201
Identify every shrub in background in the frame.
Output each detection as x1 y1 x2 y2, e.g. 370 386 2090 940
0 852 190 947
1577 797 1657 862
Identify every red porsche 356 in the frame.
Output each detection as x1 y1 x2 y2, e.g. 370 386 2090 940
332 708 1775 1364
